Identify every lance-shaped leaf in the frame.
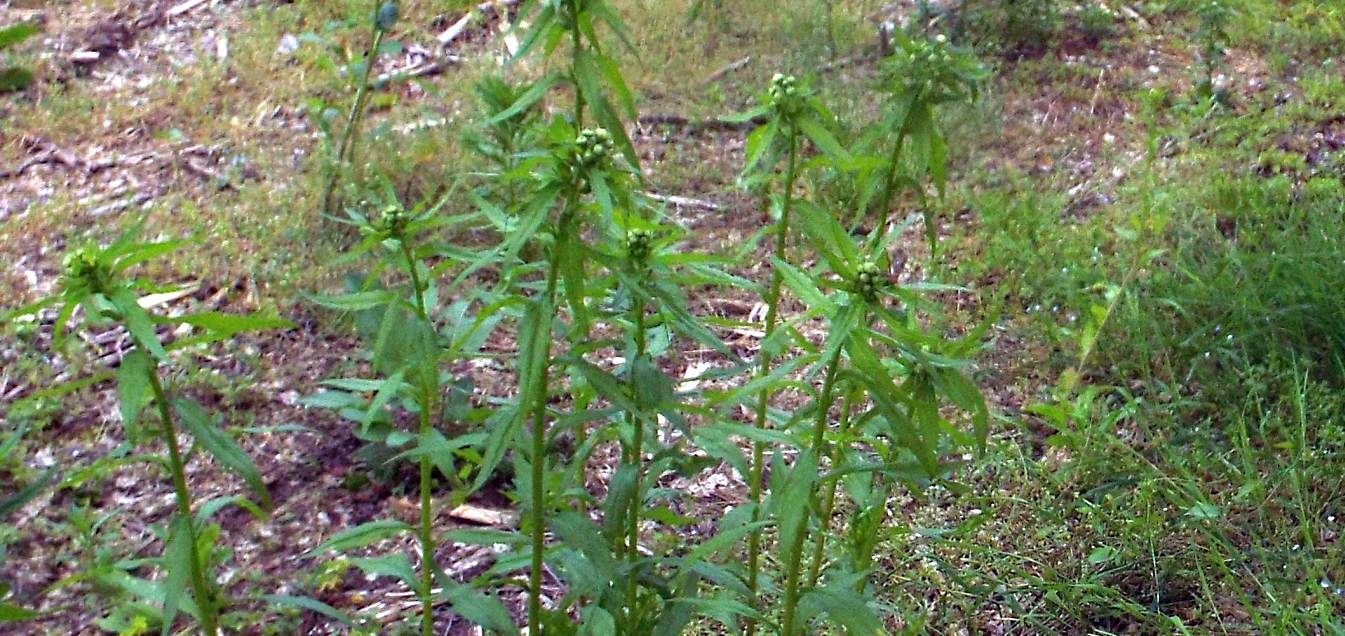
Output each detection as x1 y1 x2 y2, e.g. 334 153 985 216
173 398 271 508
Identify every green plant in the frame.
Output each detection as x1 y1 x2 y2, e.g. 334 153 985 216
317 1 401 215
306 180 512 636
732 71 850 633
857 32 987 251
8 227 289 633
0 21 37 93
1193 0 1232 105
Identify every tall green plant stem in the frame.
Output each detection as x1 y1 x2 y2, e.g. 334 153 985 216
322 24 386 215
624 289 648 620
147 367 217 635
780 349 843 635
805 386 858 588
401 241 437 636
745 130 799 636
527 202 573 635
867 96 916 252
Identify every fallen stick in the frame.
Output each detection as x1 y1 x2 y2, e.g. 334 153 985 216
436 0 524 47
168 0 209 18
372 55 462 87
704 56 751 84
644 192 722 212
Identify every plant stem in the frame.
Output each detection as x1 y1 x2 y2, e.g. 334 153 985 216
745 130 799 636
867 95 916 252
147 367 217 635
527 204 571 635
780 350 842 636
400 240 437 636
805 386 857 588
624 285 648 621
322 24 385 216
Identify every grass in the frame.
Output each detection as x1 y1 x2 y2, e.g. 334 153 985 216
2 0 1344 632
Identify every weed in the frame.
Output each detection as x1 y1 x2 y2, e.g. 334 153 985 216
7 224 289 633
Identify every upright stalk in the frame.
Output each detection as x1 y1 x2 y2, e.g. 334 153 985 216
805 386 858 588
745 131 799 635
527 203 572 635
147 369 217 635
400 242 437 636
867 97 916 252
780 351 843 635
322 21 385 215
624 290 648 620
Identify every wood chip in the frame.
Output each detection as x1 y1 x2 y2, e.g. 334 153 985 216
447 504 514 527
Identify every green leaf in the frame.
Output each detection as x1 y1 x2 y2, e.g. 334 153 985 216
307 290 395 312
798 584 884 635
486 74 558 124
551 511 618 585
773 450 818 569
509 5 557 64
796 116 850 164
773 258 831 312
0 467 55 519
579 606 617 636
0 602 38 622
311 519 412 554
117 350 153 432
262 595 354 626
594 52 636 118
793 200 858 278
442 584 517 634
743 118 780 176
167 312 293 338
350 554 419 589
109 288 169 361
173 399 271 508
159 514 193 636
556 230 592 334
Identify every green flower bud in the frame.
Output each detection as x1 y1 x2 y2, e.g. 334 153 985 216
375 2 399 31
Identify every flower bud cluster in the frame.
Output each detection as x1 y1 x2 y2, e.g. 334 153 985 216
364 204 409 240
853 259 885 300
61 248 110 295
887 34 982 102
574 127 615 169
625 228 653 265
768 73 802 116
